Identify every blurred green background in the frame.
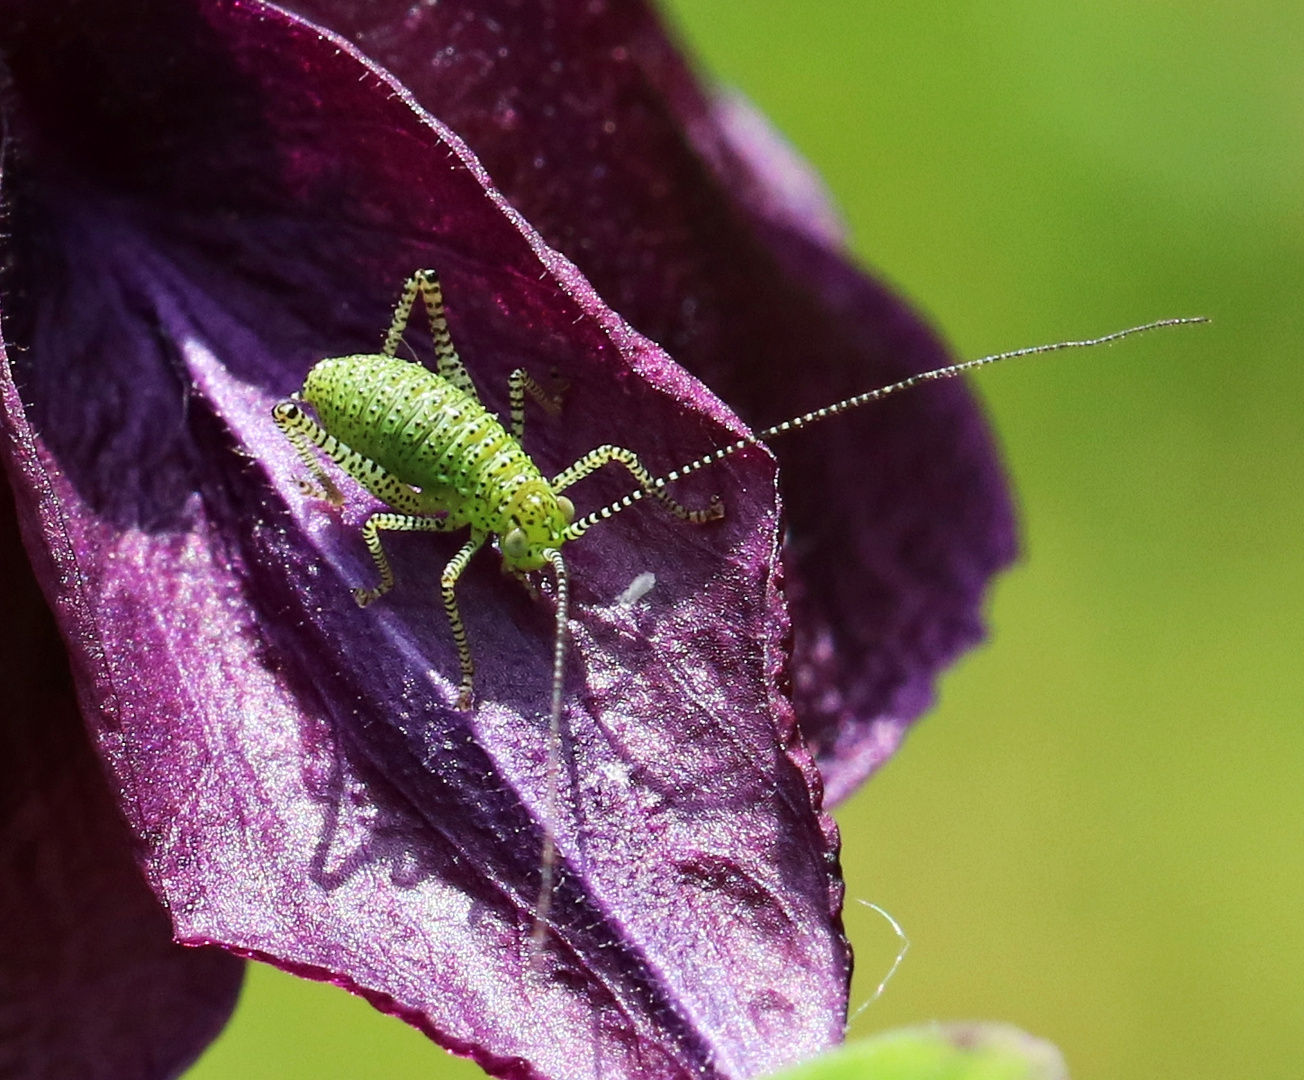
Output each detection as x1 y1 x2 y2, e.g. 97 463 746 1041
187 2 1303 1078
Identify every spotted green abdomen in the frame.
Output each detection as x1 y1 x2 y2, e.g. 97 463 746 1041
302 354 545 533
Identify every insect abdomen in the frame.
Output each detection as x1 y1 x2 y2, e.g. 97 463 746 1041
302 354 544 527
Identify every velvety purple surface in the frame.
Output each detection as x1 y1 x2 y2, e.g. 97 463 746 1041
0 1 860 1077
0 476 244 1080
281 0 1019 802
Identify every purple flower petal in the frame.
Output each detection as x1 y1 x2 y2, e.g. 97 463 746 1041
285 0 1019 802
0 2 847 1077
0 477 243 1080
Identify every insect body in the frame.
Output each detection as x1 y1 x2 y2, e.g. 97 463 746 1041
273 270 720 715
278 349 572 708
274 268 1204 943
274 269 732 942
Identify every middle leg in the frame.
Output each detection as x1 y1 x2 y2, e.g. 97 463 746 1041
352 511 466 607
440 534 487 709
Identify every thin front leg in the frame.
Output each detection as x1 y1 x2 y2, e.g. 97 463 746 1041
551 444 723 523
440 534 487 709
382 269 478 400
507 368 565 440
352 511 465 607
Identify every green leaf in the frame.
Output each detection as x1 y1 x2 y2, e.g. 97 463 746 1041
767 1023 1068 1080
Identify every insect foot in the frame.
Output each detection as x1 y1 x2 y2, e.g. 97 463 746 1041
295 475 344 506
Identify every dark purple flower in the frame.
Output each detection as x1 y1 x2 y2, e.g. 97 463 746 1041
283 0 1017 803
0 2 1014 1079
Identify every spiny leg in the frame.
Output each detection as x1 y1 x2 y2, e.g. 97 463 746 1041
507 367 565 440
382 269 478 400
273 400 344 505
352 512 465 608
440 534 487 710
550 444 723 523
354 515 482 708
273 401 436 516
415 270 477 398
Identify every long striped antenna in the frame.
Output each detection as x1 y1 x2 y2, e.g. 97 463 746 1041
566 317 1207 539
530 547 570 956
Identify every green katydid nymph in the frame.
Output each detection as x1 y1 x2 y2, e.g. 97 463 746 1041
273 267 1204 941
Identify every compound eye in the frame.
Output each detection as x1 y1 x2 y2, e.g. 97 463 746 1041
557 496 576 524
502 528 529 561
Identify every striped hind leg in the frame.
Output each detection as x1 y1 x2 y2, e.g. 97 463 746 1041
383 269 478 400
